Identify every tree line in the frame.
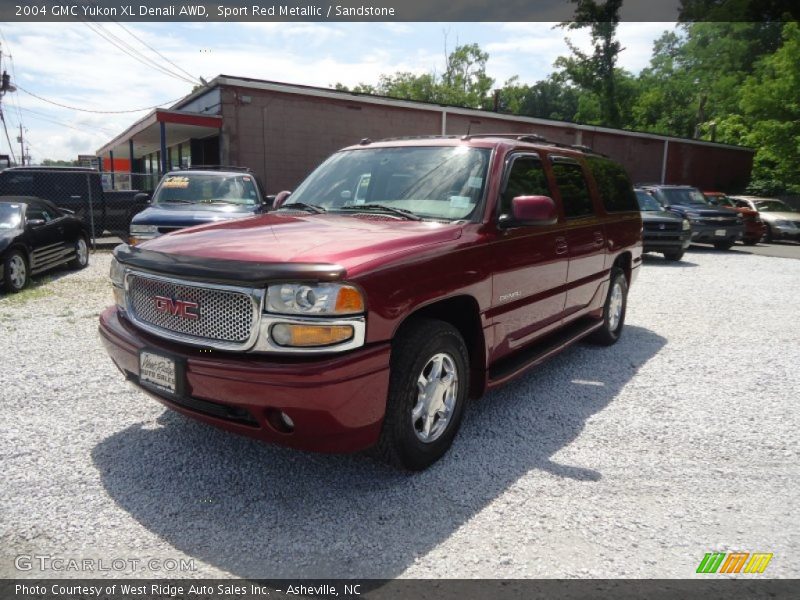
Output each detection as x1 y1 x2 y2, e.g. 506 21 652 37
336 3 799 195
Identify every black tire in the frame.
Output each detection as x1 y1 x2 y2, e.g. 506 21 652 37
713 240 735 250
764 224 773 243
2 250 29 293
742 238 759 246
663 250 684 261
374 318 469 471
588 266 628 346
68 235 90 270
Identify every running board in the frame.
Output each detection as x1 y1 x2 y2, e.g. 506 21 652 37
488 316 603 386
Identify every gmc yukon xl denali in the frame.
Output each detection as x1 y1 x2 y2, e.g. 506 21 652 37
99 135 642 470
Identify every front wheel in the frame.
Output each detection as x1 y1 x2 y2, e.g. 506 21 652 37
375 318 469 471
2 251 29 293
663 250 684 261
68 236 90 269
588 266 628 346
713 240 735 250
764 224 773 243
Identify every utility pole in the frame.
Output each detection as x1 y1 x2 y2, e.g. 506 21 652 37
18 123 24 165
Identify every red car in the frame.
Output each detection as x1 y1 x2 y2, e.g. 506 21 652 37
703 191 765 245
99 135 642 470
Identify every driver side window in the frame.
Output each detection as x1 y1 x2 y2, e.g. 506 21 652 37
26 205 54 222
501 156 551 216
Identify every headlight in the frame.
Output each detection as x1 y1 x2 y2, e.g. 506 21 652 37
682 219 691 230
109 257 125 287
129 224 158 234
109 257 126 309
266 283 365 316
685 212 702 223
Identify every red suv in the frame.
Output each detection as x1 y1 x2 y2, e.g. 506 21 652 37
99 135 642 470
703 191 765 245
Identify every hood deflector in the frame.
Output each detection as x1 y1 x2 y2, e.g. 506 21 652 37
114 244 345 286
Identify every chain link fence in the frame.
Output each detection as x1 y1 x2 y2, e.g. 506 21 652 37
0 167 153 243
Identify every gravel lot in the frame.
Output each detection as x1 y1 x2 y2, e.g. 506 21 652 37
1 248 798 579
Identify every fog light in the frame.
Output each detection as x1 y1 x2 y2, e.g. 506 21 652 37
265 408 295 433
271 323 354 347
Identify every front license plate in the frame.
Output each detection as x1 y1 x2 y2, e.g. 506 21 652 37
715 229 727 236
139 350 177 395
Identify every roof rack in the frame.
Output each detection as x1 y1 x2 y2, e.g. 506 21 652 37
171 165 253 172
462 133 548 143
374 135 461 143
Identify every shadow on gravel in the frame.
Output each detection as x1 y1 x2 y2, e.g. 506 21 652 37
92 325 666 579
641 254 698 268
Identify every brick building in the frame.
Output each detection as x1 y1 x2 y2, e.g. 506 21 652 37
97 75 755 193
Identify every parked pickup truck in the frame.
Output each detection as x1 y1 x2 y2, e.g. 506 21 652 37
99 135 643 470
0 166 145 238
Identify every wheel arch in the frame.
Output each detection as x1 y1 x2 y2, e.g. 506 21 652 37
393 294 487 400
613 250 632 283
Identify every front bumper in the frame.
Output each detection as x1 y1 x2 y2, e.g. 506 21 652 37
98 306 391 453
689 223 743 244
642 230 691 253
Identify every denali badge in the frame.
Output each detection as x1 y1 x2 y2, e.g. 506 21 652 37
154 295 199 320
659 223 666 230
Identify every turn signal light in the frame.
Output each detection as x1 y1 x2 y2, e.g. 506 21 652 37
335 287 365 313
271 324 354 347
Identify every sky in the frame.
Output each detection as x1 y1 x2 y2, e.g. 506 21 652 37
0 21 675 162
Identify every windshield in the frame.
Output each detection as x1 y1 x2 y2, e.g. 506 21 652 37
288 146 492 221
705 194 734 207
661 188 708 206
755 199 793 212
153 173 259 206
0 203 23 230
635 191 663 212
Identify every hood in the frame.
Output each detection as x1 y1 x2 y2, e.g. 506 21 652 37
668 204 739 218
0 228 20 251
139 212 463 274
132 203 259 228
758 211 800 222
640 211 684 223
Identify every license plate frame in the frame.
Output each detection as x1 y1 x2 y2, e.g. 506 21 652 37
138 349 185 398
715 229 727 237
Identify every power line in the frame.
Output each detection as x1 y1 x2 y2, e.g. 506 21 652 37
0 30 25 129
17 107 117 135
112 21 199 84
83 20 198 85
16 84 184 114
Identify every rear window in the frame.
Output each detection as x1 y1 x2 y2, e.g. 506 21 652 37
585 156 637 212
551 158 594 218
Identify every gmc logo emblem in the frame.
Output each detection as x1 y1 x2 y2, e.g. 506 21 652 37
154 295 199 320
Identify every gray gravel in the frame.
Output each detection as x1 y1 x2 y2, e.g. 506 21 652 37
1 249 798 579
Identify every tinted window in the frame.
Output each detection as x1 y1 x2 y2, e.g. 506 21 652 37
0 173 35 195
26 204 57 222
585 156 637 212
551 159 594 218
501 156 551 215
635 191 663 212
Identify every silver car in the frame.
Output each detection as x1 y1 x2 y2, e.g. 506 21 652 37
732 196 800 242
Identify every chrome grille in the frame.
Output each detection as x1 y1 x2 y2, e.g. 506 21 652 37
127 273 255 344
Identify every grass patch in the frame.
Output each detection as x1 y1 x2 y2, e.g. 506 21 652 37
0 277 55 305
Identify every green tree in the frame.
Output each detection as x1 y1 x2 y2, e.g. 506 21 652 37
497 74 581 121
335 43 494 109
557 0 625 128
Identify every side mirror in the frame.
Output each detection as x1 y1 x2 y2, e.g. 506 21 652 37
133 192 150 205
499 195 557 228
273 190 292 209
264 195 277 209
27 218 46 227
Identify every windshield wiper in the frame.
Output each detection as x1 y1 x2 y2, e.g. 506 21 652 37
278 202 327 214
337 204 422 221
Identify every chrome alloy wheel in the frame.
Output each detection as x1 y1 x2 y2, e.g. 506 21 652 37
608 279 624 331
8 254 26 289
412 352 459 443
76 238 88 266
